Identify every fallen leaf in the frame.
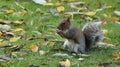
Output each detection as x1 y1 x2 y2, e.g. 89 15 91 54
52 53 69 57
58 59 70 67
0 24 11 31
105 43 115 47
13 21 24 25
39 50 46 55
102 14 108 18
102 21 107 25
20 9 27 15
78 58 84 61
102 29 108 35
49 41 55 46
0 55 11 61
0 32 2 36
112 54 120 57
29 45 38 52
113 57 120 60
114 10 120 16
33 0 46 5
0 42 3 46
86 11 96 16
112 54 120 60
109 16 120 21
12 28 23 33
106 5 112 9
57 6 65 13
44 3 54 6
50 8 59 16
10 37 21 42
115 21 120 25
55 1 61 6
6 9 14 14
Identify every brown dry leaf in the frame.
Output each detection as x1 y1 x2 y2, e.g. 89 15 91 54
86 11 96 16
29 45 38 52
6 9 14 14
10 37 21 42
12 28 23 33
102 21 107 25
0 42 3 46
58 59 70 67
0 32 2 36
57 6 65 13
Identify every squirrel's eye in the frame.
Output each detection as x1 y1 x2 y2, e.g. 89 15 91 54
62 22 65 25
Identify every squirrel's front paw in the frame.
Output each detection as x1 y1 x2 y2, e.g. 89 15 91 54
56 29 62 33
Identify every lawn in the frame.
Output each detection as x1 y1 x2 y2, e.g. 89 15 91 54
0 0 120 67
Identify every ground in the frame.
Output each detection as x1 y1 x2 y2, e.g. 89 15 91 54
0 0 120 67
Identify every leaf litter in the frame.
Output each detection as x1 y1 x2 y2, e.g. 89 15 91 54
0 0 120 67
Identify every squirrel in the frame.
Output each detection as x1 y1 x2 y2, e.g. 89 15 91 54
56 17 103 54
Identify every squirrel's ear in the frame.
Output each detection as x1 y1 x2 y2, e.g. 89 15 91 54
67 17 70 22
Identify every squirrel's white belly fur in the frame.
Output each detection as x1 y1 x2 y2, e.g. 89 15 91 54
63 39 79 52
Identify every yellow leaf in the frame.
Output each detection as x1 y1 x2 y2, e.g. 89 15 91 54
113 57 120 60
12 28 23 33
0 42 3 46
57 6 65 13
59 59 70 67
13 21 23 25
112 54 120 57
102 14 108 18
20 9 27 15
0 19 4 22
49 41 55 46
7 60 14 64
6 9 14 14
0 32 2 36
112 54 120 60
29 45 38 52
86 11 96 16
55 1 61 6
102 29 108 35
44 3 54 6
106 5 112 9
10 37 21 42
109 16 120 21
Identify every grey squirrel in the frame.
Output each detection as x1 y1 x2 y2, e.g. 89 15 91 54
56 17 103 54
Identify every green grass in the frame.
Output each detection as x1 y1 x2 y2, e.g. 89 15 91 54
0 0 120 67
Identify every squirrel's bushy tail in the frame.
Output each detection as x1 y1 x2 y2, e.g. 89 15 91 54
82 21 103 50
